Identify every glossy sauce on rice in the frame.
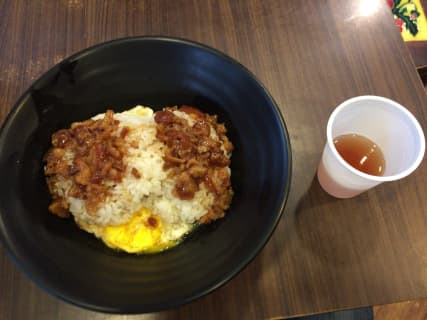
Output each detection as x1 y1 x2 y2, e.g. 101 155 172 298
44 105 233 253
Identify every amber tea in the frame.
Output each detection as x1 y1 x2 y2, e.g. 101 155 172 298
333 134 385 176
318 96 424 198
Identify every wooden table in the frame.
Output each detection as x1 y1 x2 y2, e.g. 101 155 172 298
1 1 426 319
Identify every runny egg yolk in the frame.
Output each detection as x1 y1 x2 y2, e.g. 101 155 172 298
101 208 174 253
123 105 153 117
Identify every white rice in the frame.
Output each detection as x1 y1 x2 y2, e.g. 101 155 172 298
53 107 216 233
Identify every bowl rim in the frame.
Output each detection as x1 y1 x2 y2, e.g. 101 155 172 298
0 35 292 314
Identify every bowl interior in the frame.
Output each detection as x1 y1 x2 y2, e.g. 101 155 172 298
0 37 291 313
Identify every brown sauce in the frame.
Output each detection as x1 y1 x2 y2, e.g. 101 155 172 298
44 110 128 217
155 105 233 223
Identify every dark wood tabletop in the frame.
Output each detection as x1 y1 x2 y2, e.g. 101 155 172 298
1 0 427 319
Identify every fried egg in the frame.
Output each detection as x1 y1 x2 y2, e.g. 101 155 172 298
78 208 192 253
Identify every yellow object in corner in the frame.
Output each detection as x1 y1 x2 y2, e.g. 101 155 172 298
391 0 427 41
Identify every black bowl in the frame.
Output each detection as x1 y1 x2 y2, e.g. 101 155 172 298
0 36 291 313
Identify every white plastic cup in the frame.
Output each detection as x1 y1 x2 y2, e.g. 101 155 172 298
317 96 425 198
